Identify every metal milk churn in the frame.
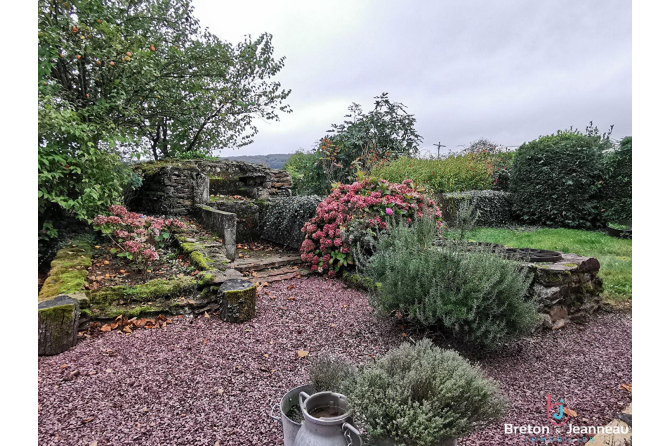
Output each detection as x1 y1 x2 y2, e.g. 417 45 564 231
294 391 362 446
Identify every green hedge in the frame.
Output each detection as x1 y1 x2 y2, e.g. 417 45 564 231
510 131 608 229
602 136 632 223
373 155 493 193
435 190 513 227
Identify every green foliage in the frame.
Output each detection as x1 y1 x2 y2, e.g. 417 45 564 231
364 218 537 347
38 0 291 160
456 227 632 301
436 190 513 227
345 339 508 445
38 98 138 233
510 129 610 229
373 154 493 193
284 151 330 196
602 137 632 223
308 354 355 394
319 93 422 184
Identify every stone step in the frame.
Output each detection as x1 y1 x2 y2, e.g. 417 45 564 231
233 255 302 272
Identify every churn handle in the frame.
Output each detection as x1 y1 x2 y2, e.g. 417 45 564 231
269 402 281 422
342 422 363 446
298 391 311 412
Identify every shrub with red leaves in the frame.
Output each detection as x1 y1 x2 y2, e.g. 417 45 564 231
93 205 186 268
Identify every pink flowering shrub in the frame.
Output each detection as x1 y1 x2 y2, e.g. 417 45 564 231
300 178 442 276
93 205 186 268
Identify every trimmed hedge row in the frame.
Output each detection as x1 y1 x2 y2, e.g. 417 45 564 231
510 131 608 229
434 190 513 227
261 196 322 249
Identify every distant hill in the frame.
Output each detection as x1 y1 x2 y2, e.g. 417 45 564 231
220 153 292 169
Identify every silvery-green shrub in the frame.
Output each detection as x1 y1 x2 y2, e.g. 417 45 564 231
345 339 507 445
365 217 537 347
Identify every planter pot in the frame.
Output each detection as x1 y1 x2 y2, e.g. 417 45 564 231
270 384 313 446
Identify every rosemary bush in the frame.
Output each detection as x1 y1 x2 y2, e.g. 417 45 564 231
345 339 508 445
364 218 537 347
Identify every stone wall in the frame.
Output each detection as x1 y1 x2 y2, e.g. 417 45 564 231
526 253 603 329
195 205 237 261
128 164 209 215
208 198 272 242
128 159 292 216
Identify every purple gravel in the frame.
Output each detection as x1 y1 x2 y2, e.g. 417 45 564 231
38 277 631 445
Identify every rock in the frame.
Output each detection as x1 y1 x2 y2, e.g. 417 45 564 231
551 319 567 330
217 279 257 323
38 295 81 356
549 305 568 322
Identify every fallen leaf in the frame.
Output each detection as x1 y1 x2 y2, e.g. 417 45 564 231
297 349 309 358
204 312 210 318
263 354 269 358
60 364 69 370
100 324 111 332
288 296 295 301
103 260 109 265
83 416 95 423
94 246 100 249
565 408 578 418
287 284 295 290
203 338 208 344
620 383 632 393
90 441 98 446
122 326 132 334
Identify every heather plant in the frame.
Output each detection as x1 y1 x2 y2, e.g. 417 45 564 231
345 339 508 446
308 354 355 394
300 178 442 277
93 205 186 269
365 217 537 347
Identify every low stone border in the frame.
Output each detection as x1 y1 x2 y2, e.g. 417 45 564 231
527 253 603 329
38 238 93 355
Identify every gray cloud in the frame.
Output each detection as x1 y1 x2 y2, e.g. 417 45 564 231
192 0 631 157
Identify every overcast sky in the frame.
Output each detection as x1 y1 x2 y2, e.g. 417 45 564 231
192 0 632 157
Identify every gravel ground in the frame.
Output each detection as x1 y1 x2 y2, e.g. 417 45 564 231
38 277 632 445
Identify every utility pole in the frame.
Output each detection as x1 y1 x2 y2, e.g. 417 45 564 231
433 142 445 158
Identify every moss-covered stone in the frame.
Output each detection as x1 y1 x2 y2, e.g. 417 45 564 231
87 276 197 305
190 251 214 270
98 304 166 320
38 295 80 356
218 280 257 322
342 271 381 291
39 240 93 302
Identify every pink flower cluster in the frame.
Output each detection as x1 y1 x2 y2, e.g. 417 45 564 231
300 178 442 276
93 205 186 267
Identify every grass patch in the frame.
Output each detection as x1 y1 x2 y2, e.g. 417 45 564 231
450 227 632 301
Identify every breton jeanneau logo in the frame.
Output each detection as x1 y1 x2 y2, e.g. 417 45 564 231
546 393 571 426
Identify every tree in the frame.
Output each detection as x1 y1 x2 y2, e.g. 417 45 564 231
38 0 291 159
38 0 291 236
318 93 422 184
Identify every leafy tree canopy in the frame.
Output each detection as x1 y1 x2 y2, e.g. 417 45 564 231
318 93 422 184
38 0 292 159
